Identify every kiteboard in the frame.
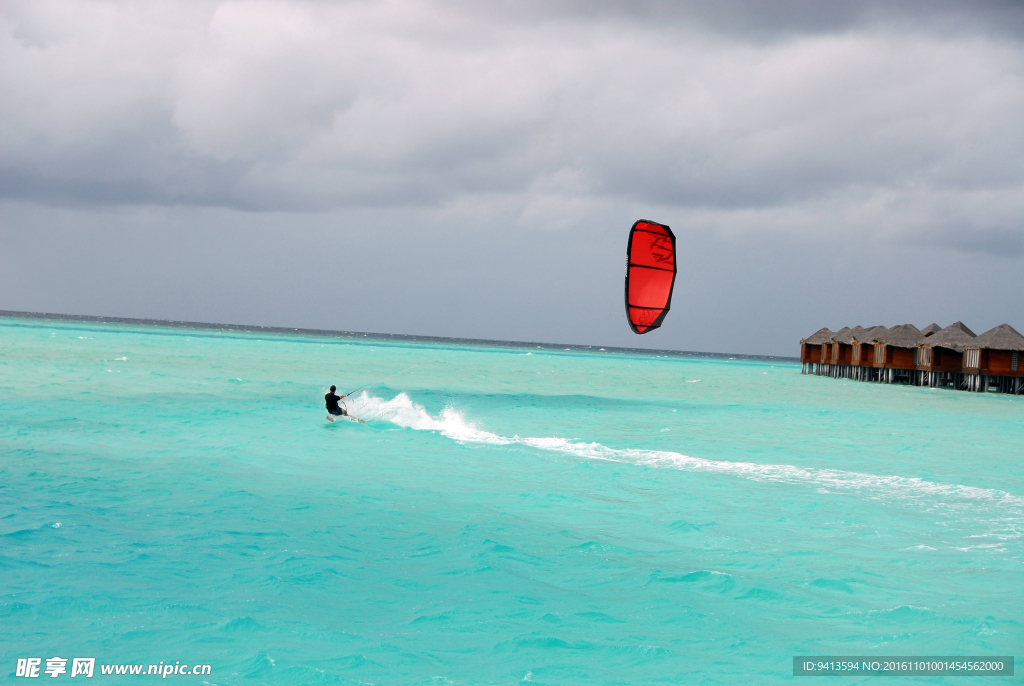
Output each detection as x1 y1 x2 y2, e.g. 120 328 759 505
327 413 365 424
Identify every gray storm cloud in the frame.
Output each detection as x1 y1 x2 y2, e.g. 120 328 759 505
3 0 1023 251
1 1 1023 355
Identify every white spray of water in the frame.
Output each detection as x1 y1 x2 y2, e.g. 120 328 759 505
346 392 1024 535
349 392 511 445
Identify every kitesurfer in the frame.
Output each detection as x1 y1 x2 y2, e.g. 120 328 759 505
325 385 348 417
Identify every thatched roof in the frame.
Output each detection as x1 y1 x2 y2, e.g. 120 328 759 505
836 326 864 344
949 321 976 337
919 323 941 337
973 323 1024 351
830 326 852 343
882 323 922 348
801 327 833 345
856 325 888 343
922 322 977 352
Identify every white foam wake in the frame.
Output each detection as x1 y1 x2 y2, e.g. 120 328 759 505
348 392 511 445
517 437 1024 519
347 393 1024 529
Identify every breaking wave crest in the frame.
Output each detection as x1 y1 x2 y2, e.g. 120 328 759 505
348 393 1024 529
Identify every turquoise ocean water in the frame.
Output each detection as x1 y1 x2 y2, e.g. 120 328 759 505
1 316 1021 684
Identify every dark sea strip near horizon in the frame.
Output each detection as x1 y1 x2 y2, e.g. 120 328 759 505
0 309 798 361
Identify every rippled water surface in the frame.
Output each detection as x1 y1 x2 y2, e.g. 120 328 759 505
1 317 1021 684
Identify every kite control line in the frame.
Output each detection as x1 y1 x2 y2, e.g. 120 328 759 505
344 365 417 397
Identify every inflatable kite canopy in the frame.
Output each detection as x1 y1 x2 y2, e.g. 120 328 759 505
625 219 677 334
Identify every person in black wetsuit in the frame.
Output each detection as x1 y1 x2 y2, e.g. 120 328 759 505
325 385 347 416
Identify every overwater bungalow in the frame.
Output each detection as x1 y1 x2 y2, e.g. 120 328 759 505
834 327 858 364
851 326 882 362
872 324 921 383
964 324 1024 393
828 327 852 368
799 328 833 373
915 322 976 388
849 326 884 380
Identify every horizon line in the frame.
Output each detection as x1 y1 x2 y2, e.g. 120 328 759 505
0 309 799 363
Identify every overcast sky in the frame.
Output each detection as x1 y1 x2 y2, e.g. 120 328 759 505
2 0 1022 356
